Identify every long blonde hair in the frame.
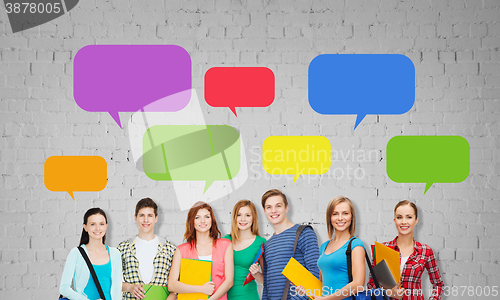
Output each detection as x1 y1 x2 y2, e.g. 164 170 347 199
230 200 260 242
326 196 356 239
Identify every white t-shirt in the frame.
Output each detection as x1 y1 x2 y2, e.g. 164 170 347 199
135 236 159 284
198 255 212 261
401 256 409 274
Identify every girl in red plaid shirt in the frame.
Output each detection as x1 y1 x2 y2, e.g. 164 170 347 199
368 200 444 300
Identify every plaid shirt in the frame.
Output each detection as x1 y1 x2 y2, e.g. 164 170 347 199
368 237 444 300
117 237 176 300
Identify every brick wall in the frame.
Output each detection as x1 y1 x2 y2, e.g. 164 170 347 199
1 0 499 299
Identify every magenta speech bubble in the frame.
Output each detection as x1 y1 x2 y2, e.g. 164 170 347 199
74 45 192 128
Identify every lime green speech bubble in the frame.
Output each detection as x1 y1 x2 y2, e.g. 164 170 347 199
386 136 470 194
142 125 241 193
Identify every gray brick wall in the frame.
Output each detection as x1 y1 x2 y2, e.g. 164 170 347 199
1 0 499 299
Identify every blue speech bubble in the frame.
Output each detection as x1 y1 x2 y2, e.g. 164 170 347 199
308 54 415 129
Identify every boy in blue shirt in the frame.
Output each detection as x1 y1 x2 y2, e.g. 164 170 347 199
261 189 320 300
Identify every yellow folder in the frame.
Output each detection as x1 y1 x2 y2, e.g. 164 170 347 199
179 258 212 300
282 257 322 299
374 241 401 283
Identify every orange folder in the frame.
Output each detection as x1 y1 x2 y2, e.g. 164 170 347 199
179 258 212 300
282 257 322 299
374 241 400 283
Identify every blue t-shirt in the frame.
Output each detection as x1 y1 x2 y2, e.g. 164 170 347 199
317 237 365 299
83 245 112 300
262 224 320 300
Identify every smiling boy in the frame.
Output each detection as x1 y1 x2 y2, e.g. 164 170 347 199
117 198 176 299
261 189 320 300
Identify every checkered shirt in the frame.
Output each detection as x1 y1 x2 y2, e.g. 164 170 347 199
117 237 176 300
368 237 444 300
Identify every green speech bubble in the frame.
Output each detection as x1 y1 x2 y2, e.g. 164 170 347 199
386 136 470 194
142 125 241 193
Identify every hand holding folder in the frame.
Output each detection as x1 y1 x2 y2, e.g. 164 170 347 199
243 244 264 286
282 257 322 299
374 241 401 283
179 258 213 300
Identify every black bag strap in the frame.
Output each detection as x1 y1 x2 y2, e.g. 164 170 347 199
78 246 106 300
346 237 388 300
282 225 312 300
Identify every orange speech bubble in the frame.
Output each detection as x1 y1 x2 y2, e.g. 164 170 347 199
44 156 107 200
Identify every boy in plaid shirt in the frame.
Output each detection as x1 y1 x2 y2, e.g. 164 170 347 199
118 198 177 299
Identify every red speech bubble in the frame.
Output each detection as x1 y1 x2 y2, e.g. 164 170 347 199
204 67 275 116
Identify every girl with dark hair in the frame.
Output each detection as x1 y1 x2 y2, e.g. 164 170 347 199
60 208 122 300
168 201 234 300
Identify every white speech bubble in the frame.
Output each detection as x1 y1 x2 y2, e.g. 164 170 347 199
128 89 249 210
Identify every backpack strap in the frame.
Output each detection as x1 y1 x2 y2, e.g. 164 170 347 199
346 238 389 300
78 246 106 300
282 225 312 300
346 238 356 284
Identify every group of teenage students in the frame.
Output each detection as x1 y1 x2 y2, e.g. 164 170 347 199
60 189 444 300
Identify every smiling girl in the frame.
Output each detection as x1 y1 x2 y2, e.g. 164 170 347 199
309 196 366 300
223 200 266 300
60 208 122 300
168 201 234 300
368 200 444 300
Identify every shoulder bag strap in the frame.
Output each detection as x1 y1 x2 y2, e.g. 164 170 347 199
364 251 389 300
78 246 106 300
346 238 389 300
346 238 356 300
282 225 312 300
